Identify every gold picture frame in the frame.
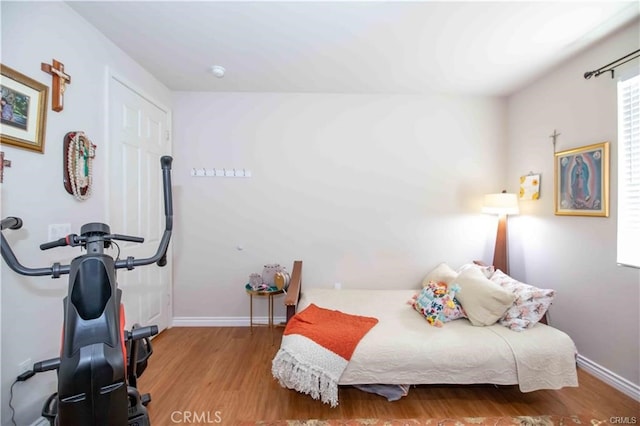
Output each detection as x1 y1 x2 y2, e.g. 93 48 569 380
1 64 48 153
554 141 609 217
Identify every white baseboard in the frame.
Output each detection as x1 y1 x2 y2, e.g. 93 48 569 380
172 316 287 327
29 418 49 426
577 354 640 401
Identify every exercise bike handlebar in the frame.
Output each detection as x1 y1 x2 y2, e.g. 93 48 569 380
39 237 71 251
0 231 66 276
39 233 145 251
0 156 174 277
1 216 23 231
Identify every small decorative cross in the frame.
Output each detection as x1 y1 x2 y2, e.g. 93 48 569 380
41 59 71 112
550 129 561 151
0 151 11 183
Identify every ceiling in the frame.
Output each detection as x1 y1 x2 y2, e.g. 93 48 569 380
68 1 639 96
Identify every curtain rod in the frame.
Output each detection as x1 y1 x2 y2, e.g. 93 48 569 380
584 49 640 79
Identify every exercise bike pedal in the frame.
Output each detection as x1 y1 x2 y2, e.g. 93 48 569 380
141 392 151 406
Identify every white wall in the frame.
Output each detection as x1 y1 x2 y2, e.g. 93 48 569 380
171 92 508 320
507 19 640 387
0 2 171 424
4 4 636 423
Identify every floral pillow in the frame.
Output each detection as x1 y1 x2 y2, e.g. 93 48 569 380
490 270 555 331
410 281 465 327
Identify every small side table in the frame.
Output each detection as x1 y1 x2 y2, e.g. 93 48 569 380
245 285 284 333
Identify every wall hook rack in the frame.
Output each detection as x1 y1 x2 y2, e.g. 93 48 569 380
190 167 252 178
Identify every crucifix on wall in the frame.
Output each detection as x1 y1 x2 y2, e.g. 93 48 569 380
41 59 71 112
550 129 561 152
0 152 11 183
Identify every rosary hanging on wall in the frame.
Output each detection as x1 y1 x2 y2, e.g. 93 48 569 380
63 131 96 201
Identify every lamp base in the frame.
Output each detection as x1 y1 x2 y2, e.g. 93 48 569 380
492 214 508 275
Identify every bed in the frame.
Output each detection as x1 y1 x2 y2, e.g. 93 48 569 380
273 261 579 406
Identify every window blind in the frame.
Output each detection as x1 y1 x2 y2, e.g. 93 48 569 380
617 74 640 268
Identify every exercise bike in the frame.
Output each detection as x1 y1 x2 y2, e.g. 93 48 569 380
1 156 174 426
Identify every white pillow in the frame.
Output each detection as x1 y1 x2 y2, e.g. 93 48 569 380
422 262 458 287
457 262 495 279
453 267 516 326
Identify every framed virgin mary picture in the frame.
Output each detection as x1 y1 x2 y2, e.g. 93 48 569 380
554 141 609 217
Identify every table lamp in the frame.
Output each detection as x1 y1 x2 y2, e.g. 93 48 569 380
482 190 519 274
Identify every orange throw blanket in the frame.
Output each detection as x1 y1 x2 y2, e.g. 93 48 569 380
272 304 378 407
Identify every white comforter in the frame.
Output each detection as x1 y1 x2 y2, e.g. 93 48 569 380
297 288 578 392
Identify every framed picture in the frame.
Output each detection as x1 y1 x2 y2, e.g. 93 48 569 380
519 173 541 200
1 64 48 153
554 141 609 217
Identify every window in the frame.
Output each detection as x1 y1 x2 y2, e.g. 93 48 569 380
617 74 640 268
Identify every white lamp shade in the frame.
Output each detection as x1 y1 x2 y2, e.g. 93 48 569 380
482 193 519 215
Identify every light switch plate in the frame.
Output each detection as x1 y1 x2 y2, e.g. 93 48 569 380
48 224 71 241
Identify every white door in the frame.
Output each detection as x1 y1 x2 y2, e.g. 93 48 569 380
108 76 172 332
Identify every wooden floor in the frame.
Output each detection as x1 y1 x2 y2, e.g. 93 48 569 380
139 327 639 425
